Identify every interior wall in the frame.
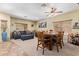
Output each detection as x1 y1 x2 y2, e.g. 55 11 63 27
0 13 11 42
10 18 36 32
53 20 72 33
72 18 79 34
36 9 79 33
15 23 26 31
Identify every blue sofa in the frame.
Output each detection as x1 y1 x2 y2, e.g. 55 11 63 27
12 31 34 41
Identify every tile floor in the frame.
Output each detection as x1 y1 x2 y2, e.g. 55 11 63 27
0 37 79 56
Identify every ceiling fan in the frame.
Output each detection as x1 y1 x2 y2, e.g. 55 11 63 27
44 7 63 16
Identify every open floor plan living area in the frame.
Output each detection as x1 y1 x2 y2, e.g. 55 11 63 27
0 3 79 56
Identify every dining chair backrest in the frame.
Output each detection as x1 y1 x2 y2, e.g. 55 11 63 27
36 31 52 55
37 31 44 41
56 31 63 43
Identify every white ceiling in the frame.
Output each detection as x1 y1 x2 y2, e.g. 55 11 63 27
0 3 78 21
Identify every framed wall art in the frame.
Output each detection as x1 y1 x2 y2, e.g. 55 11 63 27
39 22 47 28
73 22 79 29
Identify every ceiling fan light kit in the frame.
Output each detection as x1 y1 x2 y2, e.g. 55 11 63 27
41 4 63 17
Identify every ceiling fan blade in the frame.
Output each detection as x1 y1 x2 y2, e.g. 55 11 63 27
44 12 50 13
47 13 54 17
54 11 63 13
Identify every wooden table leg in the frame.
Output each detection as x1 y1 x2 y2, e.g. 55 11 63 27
48 38 53 50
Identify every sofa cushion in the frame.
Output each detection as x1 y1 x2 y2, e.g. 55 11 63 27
20 31 26 35
21 34 34 40
26 31 32 35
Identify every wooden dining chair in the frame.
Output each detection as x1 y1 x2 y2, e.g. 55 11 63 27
36 31 50 55
55 32 63 52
